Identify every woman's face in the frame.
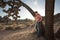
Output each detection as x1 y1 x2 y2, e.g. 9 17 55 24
35 13 39 16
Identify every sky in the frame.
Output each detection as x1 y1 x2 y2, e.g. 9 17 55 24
0 0 60 20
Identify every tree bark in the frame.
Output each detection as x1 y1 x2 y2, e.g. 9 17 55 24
45 0 55 40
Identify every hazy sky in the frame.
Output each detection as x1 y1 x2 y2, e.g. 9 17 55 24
0 0 60 19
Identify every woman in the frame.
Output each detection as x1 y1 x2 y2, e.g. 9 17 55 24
35 11 42 37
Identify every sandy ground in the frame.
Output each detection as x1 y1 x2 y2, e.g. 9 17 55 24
0 26 45 40
0 22 60 40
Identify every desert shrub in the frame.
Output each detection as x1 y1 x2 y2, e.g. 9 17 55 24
5 27 13 30
0 26 3 30
55 28 60 38
26 24 30 27
15 26 21 30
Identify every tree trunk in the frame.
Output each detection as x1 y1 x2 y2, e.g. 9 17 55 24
45 0 55 40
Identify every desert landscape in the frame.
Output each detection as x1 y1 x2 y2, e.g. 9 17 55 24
0 13 60 40
0 18 45 40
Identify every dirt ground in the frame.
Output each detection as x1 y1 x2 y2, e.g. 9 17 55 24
0 26 45 40
0 21 60 40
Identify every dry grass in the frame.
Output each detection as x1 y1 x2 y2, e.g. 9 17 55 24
0 26 45 40
0 21 34 30
0 21 45 40
0 21 60 40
